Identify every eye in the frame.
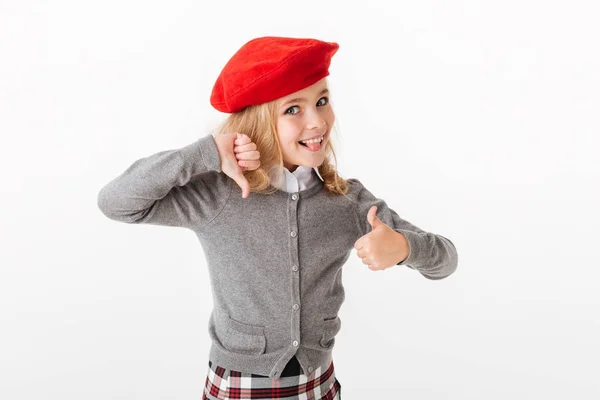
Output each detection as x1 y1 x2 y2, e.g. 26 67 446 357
284 106 300 115
284 96 330 115
317 96 329 106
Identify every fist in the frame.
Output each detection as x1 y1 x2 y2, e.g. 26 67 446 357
214 132 261 198
354 206 410 271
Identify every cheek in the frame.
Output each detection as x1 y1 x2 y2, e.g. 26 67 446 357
324 109 335 125
277 121 302 142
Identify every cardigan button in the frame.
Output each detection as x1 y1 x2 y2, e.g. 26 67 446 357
292 303 299 310
292 340 299 347
292 193 298 200
290 231 297 237
292 265 298 271
308 366 313 373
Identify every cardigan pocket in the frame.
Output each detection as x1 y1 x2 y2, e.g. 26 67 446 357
320 316 341 349
220 314 267 356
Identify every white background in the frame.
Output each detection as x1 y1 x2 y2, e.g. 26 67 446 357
1 0 599 399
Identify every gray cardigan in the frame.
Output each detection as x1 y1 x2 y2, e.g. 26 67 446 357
97 134 458 378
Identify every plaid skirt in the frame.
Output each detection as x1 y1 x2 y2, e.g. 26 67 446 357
202 355 342 400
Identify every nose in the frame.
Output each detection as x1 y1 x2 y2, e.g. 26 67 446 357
304 105 326 131
307 118 326 131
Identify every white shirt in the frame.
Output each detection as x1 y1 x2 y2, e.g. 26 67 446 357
270 165 324 193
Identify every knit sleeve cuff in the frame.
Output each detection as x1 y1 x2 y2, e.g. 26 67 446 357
394 229 420 268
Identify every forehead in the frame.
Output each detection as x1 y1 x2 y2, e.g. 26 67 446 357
279 79 329 106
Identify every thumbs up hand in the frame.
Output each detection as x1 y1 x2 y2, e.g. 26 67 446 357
214 132 261 199
353 206 410 271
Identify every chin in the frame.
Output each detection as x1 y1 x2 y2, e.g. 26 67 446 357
302 158 324 168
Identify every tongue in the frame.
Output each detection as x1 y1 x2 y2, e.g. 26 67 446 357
306 141 321 151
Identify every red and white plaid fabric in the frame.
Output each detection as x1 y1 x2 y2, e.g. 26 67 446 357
202 358 342 400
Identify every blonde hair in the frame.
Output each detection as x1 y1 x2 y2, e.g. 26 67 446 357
210 85 350 197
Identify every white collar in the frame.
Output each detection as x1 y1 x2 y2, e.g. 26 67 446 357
289 165 324 181
269 165 324 192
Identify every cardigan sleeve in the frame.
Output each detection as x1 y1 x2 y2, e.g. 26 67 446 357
349 178 458 280
97 134 232 230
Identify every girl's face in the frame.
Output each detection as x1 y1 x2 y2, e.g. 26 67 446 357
276 78 334 172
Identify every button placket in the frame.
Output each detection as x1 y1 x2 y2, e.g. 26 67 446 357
289 192 301 352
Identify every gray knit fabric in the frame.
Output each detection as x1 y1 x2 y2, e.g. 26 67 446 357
97 134 458 378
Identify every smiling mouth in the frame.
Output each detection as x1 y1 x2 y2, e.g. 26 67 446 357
298 134 325 152
298 134 325 147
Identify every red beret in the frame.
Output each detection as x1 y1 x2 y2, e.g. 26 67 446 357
210 36 339 113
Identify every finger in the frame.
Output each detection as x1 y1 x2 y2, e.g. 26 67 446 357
235 150 261 160
354 238 363 250
234 134 251 145
238 159 261 170
234 142 257 153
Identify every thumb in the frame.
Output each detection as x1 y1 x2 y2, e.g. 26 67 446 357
231 133 250 198
234 174 250 198
231 167 250 199
367 206 384 230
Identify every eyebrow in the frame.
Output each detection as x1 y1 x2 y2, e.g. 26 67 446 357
280 88 330 107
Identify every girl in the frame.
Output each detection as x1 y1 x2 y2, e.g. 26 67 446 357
98 36 458 400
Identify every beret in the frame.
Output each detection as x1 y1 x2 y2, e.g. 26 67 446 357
210 36 339 113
